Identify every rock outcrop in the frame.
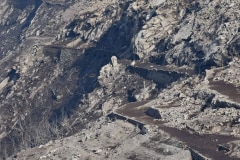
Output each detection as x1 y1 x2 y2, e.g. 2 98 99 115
0 0 239 159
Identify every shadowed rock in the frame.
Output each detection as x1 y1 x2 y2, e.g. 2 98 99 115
145 107 161 119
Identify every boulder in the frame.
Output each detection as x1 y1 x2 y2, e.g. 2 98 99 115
145 107 161 119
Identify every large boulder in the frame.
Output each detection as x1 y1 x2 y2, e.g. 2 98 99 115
145 107 161 119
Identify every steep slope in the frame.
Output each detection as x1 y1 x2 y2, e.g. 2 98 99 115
0 0 239 159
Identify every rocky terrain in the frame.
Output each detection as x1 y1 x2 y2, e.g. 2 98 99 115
0 0 239 159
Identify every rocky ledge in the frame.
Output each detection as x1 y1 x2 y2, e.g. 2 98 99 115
0 0 239 159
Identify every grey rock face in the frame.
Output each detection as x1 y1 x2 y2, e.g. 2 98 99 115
0 0 240 160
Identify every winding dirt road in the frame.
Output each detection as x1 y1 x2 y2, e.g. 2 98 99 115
116 101 239 160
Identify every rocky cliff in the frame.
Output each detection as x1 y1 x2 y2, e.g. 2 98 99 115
0 0 239 159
